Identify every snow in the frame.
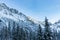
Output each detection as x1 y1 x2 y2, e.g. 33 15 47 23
0 10 19 22
0 3 60 40
0 3 60 34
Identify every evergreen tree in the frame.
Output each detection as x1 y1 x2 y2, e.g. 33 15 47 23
44 17 52 40
0 26 5 40
37 24 42 40
30 30 32 40
24 29 28 40
4 26 8 40
16 24 21 40
23 29 27 40
20 27 24 40
8 21 11 40
12 21 16 40
0 30 2 40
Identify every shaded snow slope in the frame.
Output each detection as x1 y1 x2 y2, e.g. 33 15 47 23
0 3 60 34
0 3 40 33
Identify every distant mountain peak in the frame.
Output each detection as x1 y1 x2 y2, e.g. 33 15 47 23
0 3 9 9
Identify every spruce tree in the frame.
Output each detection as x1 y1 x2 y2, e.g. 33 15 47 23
8 21 11 39
4 26 8 40
37 24 42 40
1 26 5 40
12 21 16 40
44 17 52 40
30 30 32 40
16 24 21 40
20 27 24 40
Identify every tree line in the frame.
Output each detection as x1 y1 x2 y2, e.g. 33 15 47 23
0 17 57 40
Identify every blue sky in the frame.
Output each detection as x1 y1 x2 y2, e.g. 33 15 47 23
0 0 60 23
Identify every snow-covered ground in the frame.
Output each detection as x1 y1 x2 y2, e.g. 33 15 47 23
0 3 60 40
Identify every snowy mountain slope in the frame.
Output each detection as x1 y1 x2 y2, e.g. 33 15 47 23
0 3 60 34
51 20 60 33
0 3 40 33
0 3 38 25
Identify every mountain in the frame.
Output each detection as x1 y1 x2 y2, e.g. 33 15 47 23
0 3 41 33
0 3 60 33
51 20 60 33
0 3 60 40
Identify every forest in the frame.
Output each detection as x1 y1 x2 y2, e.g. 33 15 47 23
0 17 58 40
